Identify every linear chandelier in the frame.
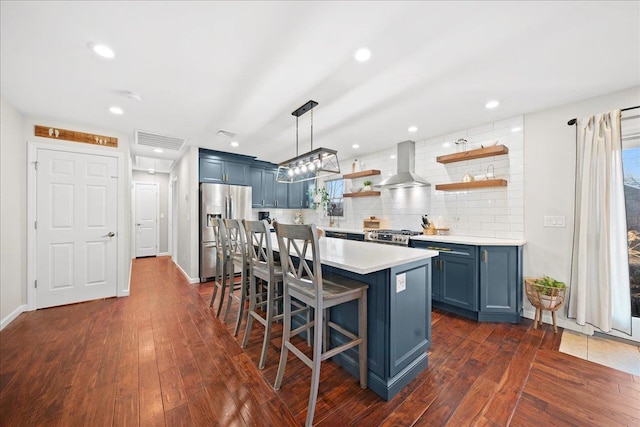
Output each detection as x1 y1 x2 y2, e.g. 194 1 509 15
276 100 340 183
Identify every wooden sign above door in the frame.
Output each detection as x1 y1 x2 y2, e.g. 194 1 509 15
35 125 118 148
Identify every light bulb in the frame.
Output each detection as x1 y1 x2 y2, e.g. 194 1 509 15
287 169 294 177
308 162 315 171
294 167 300 175
301 164 307 173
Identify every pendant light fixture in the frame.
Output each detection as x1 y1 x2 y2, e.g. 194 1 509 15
276 100 340 183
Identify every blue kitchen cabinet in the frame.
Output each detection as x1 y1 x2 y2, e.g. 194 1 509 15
411 240 520 322
478 245 522 323
199 155 250 185
288 180 310 209
251 166 288 208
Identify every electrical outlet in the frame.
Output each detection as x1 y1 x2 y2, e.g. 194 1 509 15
396 273 406 293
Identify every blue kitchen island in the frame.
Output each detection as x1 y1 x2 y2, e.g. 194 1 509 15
273 235 438 400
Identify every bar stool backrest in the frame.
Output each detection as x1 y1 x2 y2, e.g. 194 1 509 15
274 222 323 302
223 218 248 266
243 220 275 276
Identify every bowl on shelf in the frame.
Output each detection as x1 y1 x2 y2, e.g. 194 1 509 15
350 187 362 193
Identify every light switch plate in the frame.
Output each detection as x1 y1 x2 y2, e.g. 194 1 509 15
396 273 406 293
544 215 566 228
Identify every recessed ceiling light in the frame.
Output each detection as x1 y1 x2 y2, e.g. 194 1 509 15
408 126 418 133
485 100 500 109
109 106 123 115
154 148 163 153
352 144 360 149
148 168 155 174
354 48 371 62
230 141 239 147
390 154 396 159
88 42 114 59
511 126 522 133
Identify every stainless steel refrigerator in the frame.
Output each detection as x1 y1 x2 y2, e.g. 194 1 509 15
200 183 252 281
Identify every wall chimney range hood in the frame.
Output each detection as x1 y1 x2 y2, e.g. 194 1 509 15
376 140 431 188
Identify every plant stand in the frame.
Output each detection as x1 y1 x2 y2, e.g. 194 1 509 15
525 278 568 333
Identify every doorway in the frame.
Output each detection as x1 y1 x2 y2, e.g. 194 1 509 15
133 182 158 258
29 146 119 309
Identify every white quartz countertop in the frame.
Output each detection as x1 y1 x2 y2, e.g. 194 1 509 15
271 235 437 275
410 235 526 246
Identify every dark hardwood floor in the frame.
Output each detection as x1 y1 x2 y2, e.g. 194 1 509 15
1 256 638 426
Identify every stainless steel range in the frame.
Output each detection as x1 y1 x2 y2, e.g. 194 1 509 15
365 229 421 246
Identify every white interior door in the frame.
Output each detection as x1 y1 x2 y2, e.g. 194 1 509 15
134 182 158 258
36 149 118 309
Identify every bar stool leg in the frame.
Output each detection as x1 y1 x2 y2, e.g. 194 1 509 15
223 264 236 323
274 290 291 391
216 261 228 318
234 267 249 336
242 274 257 349
210 255 221 307
305 300 324 427
552 310 558 333
259 280 275 369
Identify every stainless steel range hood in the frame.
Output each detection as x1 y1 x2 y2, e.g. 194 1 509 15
376 140 431 188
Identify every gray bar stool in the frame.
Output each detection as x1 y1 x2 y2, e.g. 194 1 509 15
241 220 308 369
222 218 251 336
273 222 368 427
209 218 232 318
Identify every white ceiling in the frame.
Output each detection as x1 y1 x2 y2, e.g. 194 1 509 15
2 1 639 172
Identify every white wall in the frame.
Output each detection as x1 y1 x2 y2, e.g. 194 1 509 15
170 146 199 283
307 115 524 240
132 170 170 254
1 97 27 328
524 85 640 339
0 98 133 328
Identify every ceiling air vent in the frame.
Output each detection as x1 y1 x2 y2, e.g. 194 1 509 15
216 129 237 138
135 130 186 151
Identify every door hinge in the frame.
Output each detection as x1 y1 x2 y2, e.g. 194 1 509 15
32 161 38 171
34 221 37 229
34 280 37 288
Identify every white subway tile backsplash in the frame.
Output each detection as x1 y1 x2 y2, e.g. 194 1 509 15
307 116 524 239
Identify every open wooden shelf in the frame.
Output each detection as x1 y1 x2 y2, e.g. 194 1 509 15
436 145 509 164
343 169 381 179
435 179 508 191
343 191 381 198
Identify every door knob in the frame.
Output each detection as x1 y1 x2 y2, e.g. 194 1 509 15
102 232 116 238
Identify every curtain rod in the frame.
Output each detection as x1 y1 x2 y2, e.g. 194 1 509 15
567 105 640 126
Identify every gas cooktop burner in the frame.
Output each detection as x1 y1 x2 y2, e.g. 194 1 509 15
365 229 421 246
375 229 421 235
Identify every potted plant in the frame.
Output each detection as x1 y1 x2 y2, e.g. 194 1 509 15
528 275 567 309
363 180 373 192
309 186 329 212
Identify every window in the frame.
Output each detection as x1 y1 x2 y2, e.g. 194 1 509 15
325 179 344 217
622 110 640 317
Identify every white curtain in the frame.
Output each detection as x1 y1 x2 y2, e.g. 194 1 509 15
568 109 632 334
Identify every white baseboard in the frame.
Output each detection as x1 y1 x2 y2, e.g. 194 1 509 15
1 304 27 330
158 252 170 256
174 261 200 284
